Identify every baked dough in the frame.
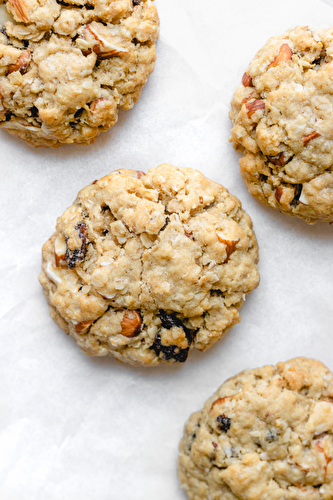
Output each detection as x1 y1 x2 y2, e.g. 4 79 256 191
179 357 333 499
39 164 259 366
230 27 333 223
0 0 159 147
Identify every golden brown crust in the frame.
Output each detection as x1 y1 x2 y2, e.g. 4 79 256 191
230 26 333 224
39 164 260 366
0 0 159 147
179 357 333 499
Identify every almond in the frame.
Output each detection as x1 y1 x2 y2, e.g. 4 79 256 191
8 0 28 23
267 43 293 70
120 311 141 337
242 72 253 87
274 187 284 203
241 91 255 104
54 234 67 267
217 234 239 263
75 320 94 333
245 99 265 118
303 131 320 143
7 49 31 75
267 153 285 166
86 23 128 58
210 396 233 411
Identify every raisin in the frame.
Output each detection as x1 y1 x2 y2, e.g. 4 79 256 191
74 108 84 119
291 184 303 206
133 0 140 4
66 222 87 269
150 333 189 363
30 106 38 117
216 414 231 433
0 27 8 38
159 310 197 344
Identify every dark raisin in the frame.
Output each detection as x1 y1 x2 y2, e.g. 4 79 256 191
66 222 87 269
291 184 303 206
30 106 38 117
0 27 8 38
216 414 231 433
74 108 84 119
159 310 197 344
133 0 140 5
259 174 268 183
150 333 189 363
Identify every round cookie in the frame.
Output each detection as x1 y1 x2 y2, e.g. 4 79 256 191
178 357 333 500
39 164 259 366
230 26 333 224
0 0 159 147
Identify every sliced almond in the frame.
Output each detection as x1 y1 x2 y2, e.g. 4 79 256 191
75 320 94 333
303 131 320 144
7 49 31 75
54 234 67 267
245 99 265 118
242 72 253 87
120 311 141 338
8 0 28 23
217 234 239 263
267 43 293 70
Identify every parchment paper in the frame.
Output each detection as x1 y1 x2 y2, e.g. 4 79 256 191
0 0 333 498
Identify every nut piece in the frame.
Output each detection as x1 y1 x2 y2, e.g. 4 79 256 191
242 72 253 87
217 234 240 263
210 396 233 411
267 43 293 69
304 131 320 144
75 320 94 333
267 153 285 166
245 99 265 118
8 0 28 23
54 234 67 267
7 49 31 75
78 22 129 59
275 186 284 203
120 311 141 337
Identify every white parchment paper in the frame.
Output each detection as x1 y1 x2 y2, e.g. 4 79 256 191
1 0 333 498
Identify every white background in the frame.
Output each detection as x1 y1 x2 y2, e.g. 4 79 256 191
1 0 333 498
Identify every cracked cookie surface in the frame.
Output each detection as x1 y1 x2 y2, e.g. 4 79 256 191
39 164 259 366
0 0 159 147
230 26 333 223
178 357 333 500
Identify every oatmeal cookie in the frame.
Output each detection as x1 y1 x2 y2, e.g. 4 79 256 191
178 357 333 500
39 164 259 366
0 0 159 147
230 26 333 223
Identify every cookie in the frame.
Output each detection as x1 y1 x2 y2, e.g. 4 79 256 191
0 0 159 147
178 357 333 499
230 26 333 224
39 164 259 366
